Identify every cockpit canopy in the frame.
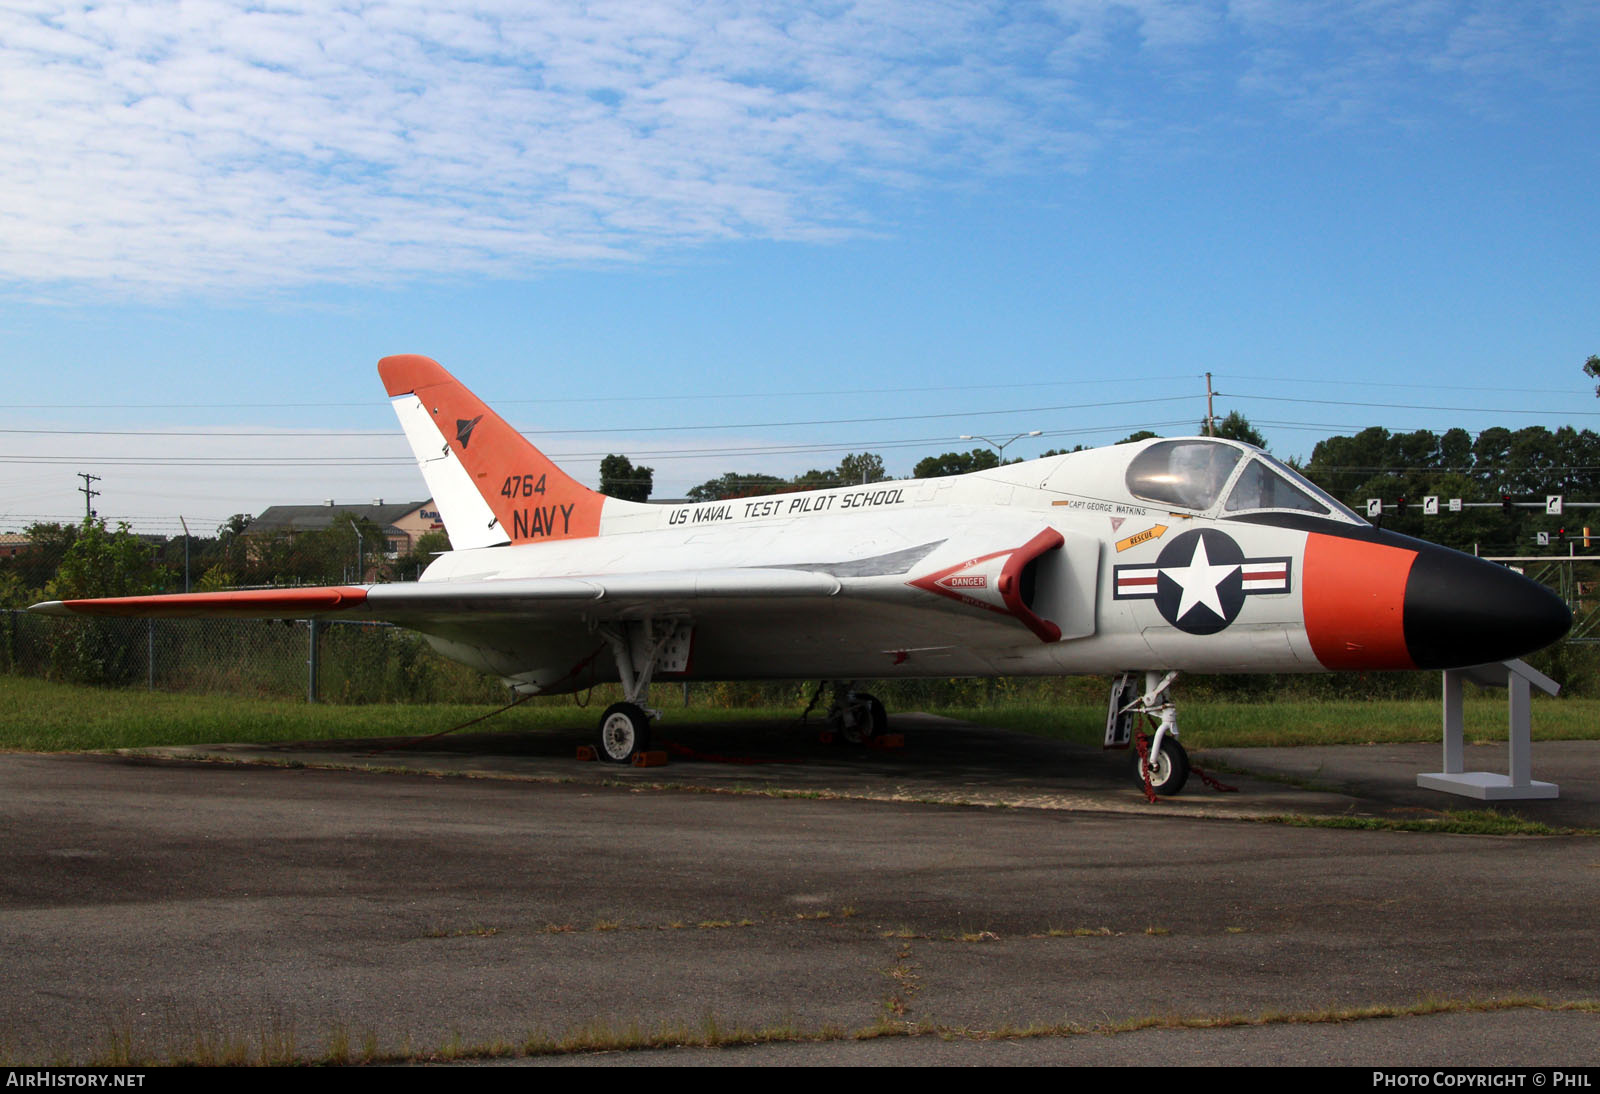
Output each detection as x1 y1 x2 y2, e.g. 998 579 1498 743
1124 439 1361 522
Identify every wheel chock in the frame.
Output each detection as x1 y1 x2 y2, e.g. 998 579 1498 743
576 745 598 762
631 750 669 768
867 734 905 750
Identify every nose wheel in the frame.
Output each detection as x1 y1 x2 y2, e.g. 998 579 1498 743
1108 670 1191 796
1133 732 1190 796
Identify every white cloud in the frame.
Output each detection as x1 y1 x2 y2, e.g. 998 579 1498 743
0 0 1591 294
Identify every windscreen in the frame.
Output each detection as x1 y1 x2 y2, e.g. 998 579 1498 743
1125 440 1243 511
1224 458 1328 514
1223 454 1364 522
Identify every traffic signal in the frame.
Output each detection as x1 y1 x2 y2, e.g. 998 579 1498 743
1502 494 1514 514
1396 496 1408 515
1557 527 1567 544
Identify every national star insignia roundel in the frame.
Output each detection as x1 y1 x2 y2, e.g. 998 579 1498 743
1112 528 1292 635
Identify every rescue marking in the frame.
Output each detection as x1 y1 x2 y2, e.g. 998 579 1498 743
1115 523 1169 552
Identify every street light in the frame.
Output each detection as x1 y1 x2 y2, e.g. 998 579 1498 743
960 430 1042 461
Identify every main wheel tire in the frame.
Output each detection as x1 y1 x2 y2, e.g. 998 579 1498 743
1133 735 1190 796
598 702 651 764
839 694 887 745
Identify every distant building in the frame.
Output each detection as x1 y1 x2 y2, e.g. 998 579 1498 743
0 533 30 559
245 500 443 557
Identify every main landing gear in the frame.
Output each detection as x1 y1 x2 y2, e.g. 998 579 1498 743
593 618 688 763
597 702 652 764
825 683 888 745
1106 670 1190 796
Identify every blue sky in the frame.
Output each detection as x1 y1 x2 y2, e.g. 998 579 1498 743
2 1 1597 534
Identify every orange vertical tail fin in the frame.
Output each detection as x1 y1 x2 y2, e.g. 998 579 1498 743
380 355 608 549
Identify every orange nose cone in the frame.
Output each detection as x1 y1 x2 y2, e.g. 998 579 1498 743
1304 531 1573 671
1303 533 1417 670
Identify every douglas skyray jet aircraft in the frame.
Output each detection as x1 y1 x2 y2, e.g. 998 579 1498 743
33 356 1572 794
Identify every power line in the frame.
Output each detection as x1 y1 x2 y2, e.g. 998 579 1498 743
0 417 1206 470
0 393 1201 438
1216 373 1591 397
8 373 1201 411
1227 393 1600 417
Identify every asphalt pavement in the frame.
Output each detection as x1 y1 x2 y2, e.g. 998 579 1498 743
2 712 1596 1066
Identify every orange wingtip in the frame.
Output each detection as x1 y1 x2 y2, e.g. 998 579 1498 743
55 587 370 618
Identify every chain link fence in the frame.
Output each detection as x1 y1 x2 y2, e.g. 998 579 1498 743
1 611 507 704
5 608 1596 705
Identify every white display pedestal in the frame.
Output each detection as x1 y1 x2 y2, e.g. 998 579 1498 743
1417 659 1559 800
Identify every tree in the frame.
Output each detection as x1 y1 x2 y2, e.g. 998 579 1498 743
687 472 786 502
34 519 169 686
46 519 164 600
912 448 1000 479
216 514 253 573
836 452 887 485
1212 411 1267 449
0 522 78 603
599 454 654 502
393 530 452 581
790 467 841 491
688 452 890 498
1584 354 1600 396
1116 430 1160 445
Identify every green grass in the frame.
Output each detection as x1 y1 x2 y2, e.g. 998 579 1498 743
0 676 796 752
5 674 1600 753
940 697 1600 749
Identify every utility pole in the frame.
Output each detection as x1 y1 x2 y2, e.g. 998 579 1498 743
1204 373 1216 437
179 515 191 593
77 473 100 521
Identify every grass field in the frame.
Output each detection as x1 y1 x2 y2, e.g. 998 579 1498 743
2 675 1596 753
936 697 1600 749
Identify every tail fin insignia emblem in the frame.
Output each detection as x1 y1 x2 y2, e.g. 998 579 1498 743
456 415 483 448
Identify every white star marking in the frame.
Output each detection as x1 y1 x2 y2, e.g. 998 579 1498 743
1163 537 1240 623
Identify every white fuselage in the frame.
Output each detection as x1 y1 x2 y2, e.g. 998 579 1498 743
412 446 1326 691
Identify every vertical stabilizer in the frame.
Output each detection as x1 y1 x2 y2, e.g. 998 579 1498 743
379 355 607 549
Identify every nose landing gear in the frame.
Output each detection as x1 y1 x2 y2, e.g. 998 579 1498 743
1106 670 1190 796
